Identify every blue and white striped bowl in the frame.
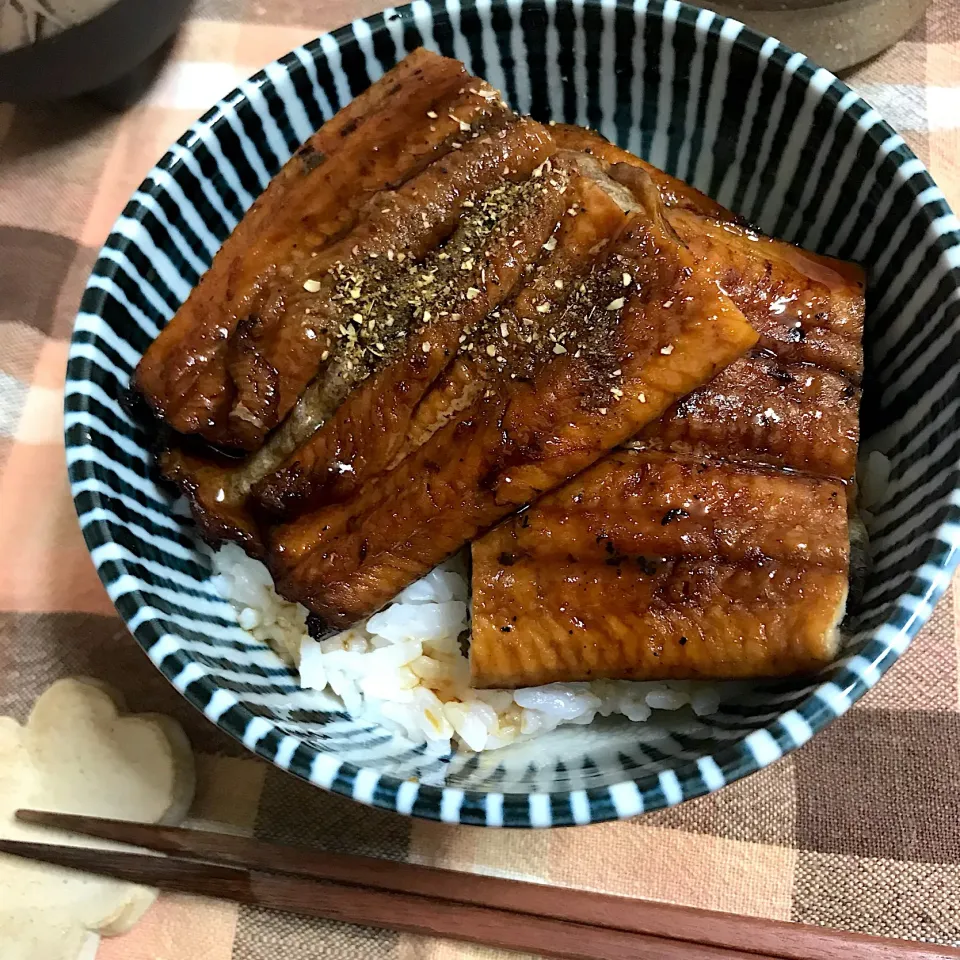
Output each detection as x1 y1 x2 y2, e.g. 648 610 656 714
66 0 960 827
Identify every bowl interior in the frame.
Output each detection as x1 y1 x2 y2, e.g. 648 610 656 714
67 0 960 826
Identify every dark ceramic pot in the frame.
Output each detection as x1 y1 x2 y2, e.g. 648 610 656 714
710 0 932 72
0 0 191 103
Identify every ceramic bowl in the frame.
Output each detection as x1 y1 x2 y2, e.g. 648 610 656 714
66 0 960 826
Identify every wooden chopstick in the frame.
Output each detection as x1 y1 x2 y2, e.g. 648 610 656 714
9 809 960 960
0 834 761 960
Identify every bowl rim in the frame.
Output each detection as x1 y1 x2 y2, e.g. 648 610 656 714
66 0 960 827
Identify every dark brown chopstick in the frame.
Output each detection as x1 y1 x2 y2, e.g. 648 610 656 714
0 833 762 960
10 809 960 960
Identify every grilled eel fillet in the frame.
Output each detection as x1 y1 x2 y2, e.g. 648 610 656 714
367 151 863 491
639 209 862 480
591 158 864 485
470 451 849 687
470 150 864 686
252 160 620 519
162 115 558 553
156 118 773 555
154 114 790 554
380 174 629 470
550 124 739 223
266 169 758 626
154 73 554 552
136 49 510 451
558 128 864 480
252 138 564 517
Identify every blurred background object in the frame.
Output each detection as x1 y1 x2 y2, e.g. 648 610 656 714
710 0 934 72
0 0 118 50
0 0 936 106
0 0 191 105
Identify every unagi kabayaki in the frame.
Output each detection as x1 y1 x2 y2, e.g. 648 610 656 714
147 52 551 550
471 450 849 687
579 154 865 481
136 48 867 690
135 49 512 452
551 124 739 224
266 169 758 626
148 95 785 554
470 148 864 686
252 141 567 517
253 163 628 519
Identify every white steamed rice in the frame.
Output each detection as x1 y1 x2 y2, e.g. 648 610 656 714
210 543 724 753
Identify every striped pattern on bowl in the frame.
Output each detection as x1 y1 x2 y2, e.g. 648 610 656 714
66 0 960 827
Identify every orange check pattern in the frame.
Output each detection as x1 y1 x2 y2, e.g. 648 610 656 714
1 1 958 955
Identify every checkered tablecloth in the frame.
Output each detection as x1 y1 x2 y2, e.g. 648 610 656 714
1 1 958 956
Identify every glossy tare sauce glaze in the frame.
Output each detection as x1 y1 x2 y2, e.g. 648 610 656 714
136 49 865 687
471 450 850 687
470 153 864 686
266 168 756 627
